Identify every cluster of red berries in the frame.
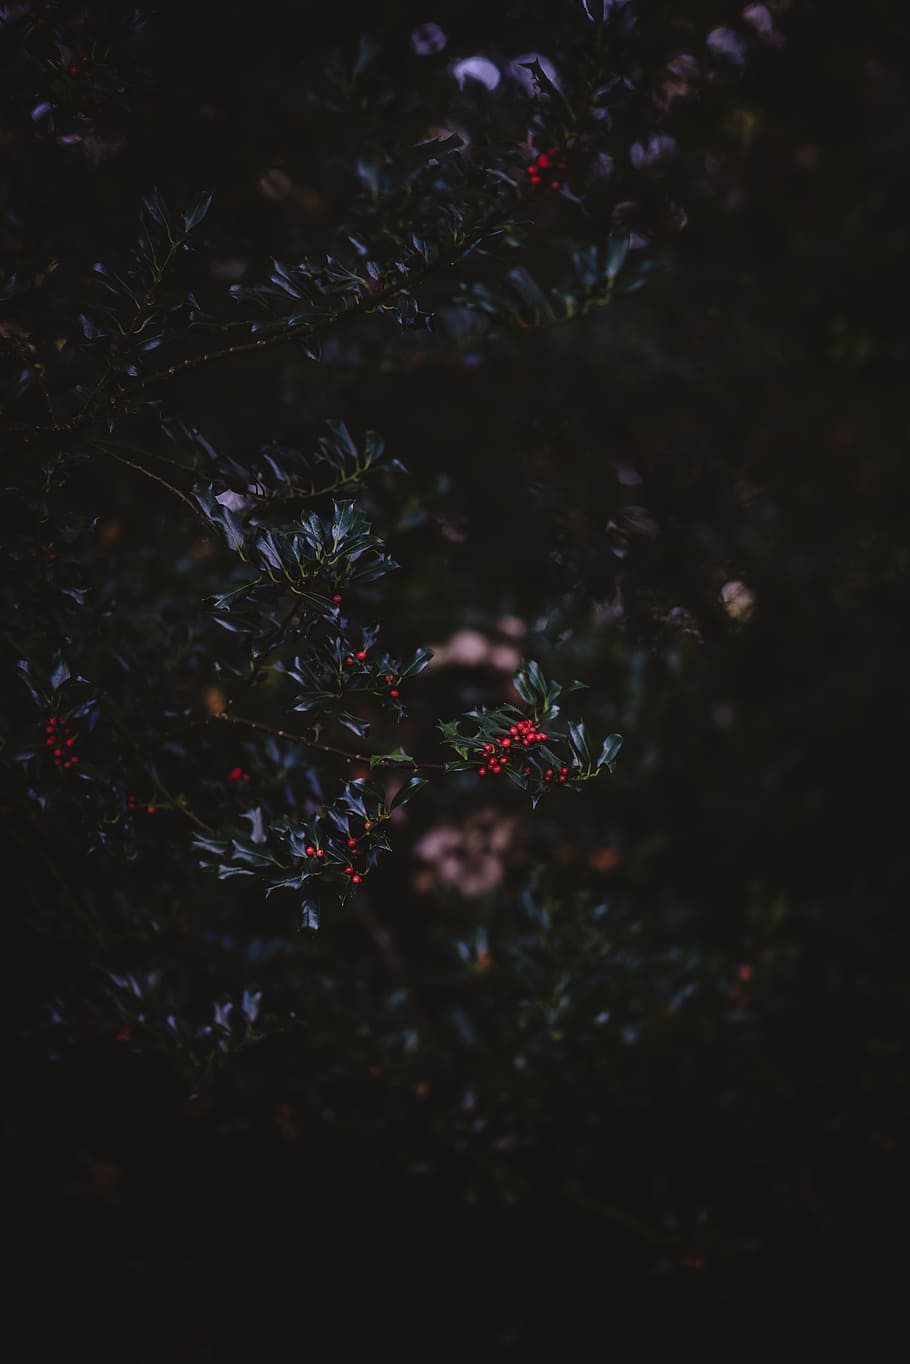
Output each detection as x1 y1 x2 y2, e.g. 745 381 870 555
304 831 367 885
477 720 549 775
385 673 400 698
544 766 571 785
33 542 57 562
126 795 156 814
227 766 250 782
344 650 367 666
526 146 567 191
45 716 78 770
67 52 90 76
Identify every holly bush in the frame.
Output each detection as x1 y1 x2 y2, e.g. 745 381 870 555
4 0 907 1347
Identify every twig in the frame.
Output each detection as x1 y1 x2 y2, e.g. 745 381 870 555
92 441 211 528
216 711 447 770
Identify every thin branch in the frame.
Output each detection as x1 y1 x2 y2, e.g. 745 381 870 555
4 210 506 453
92 441 211 528
216 711 447 770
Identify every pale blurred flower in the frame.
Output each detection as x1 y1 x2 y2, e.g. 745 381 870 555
742 4 784 46
489 643 522 674
451 56 500 91
414 809 521 897
411 22 447 56
215 483 266 513
707 27 748 65
667 53 700 81
442 629 488 666
720 579 756 620
589 151 616 179
215 488 252 513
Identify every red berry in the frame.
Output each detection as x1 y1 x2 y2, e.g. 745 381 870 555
305 846 316 856
501 738 511 748
71 757 79 765
115 1026 132 1042
352 875 361 885
228 766 243 781
346 656 354 666
315 849 325 858
559 775 567 783
545 770 553 778
69 64 79 75
390 688 399 697
364 821 372 831
479 768 487 777
147 805 156 814
54 748 62 756
551 181 561 190
66 737 75 747
332 594 343 603
347 838 357 848
356 650 366 661
345 866 354 875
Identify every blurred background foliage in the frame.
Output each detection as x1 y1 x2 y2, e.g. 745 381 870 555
2 0 909 1348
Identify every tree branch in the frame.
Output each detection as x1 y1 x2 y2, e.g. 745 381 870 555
4 211 506 455
216 711 447 770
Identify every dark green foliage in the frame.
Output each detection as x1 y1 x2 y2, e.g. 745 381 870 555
2 0 909 1335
